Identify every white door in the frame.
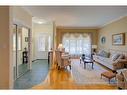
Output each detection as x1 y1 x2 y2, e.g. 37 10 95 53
34 33 52 59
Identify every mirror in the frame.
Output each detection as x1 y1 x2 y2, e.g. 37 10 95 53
13 24 30 79
17 26 29 76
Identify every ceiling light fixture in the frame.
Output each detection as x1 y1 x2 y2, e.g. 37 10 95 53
37 21 44 24
32 17 48 24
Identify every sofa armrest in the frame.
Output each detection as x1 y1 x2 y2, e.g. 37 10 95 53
116 73 124 81
113 61 125 70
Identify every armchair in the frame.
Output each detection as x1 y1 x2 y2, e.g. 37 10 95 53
55 50 71 70
116 69 127 89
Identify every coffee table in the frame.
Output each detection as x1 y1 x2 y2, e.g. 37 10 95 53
83 58 94 69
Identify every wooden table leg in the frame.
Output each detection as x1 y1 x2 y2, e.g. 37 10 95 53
84 62 86 69
92 62 94 69
101 74 102 79
109 78 110 84
80 58 81 64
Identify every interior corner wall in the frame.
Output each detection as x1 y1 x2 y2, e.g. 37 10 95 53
56 27 98 48
0 6 11 89
98 16 127 51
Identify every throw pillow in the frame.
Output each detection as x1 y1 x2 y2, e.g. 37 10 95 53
97 50 110 58
96 50 103 56
102 51 110 58
112 53 120 61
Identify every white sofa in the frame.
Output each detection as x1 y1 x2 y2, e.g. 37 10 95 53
93 55 115 71
93 49 127 72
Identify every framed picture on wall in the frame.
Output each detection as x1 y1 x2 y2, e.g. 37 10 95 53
101 36 106 44
112 33 125 45
25 37 29 42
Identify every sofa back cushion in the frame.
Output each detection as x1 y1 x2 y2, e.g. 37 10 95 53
110 49 127 58
97 50 110 58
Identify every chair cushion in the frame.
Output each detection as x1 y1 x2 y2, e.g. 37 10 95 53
101 71 116 79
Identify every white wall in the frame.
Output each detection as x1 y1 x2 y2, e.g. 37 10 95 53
22 27 29 51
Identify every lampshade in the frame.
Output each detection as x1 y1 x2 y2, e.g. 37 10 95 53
92 45 97 49
58 44 63 50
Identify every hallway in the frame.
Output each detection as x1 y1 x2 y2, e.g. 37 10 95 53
14 60 49 89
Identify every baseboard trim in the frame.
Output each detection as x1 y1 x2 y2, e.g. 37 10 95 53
32 59 48 62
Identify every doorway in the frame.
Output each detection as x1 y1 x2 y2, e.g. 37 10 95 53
34 33 52 59
32 20 54 60
13 24 30 80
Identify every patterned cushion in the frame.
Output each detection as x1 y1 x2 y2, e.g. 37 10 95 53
112 53 120 61
97 50 110 58
102 51 110 58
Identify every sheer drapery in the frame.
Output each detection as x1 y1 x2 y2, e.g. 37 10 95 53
62 33 91 57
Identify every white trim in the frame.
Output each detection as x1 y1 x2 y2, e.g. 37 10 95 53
57 26 99 29
99 15 127 28
13 18 31 29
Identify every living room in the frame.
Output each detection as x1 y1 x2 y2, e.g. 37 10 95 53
0 6 127 90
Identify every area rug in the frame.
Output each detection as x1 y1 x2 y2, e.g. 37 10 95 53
71 59 116 85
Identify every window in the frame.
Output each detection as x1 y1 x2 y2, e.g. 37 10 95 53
37 34 51 51
37 35 45 51
62 33 91 57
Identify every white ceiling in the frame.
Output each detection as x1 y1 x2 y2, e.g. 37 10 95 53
23 6 127 28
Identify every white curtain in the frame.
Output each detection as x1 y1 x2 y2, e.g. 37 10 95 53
62 33 91 57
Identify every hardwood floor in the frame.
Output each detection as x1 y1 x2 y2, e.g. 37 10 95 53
32 62 117 89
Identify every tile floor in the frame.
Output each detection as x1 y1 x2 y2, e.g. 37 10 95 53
14 59 49 89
